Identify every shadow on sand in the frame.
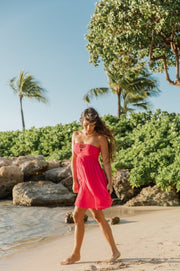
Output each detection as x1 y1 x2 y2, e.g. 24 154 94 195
74 257 180 270
86 219 136 225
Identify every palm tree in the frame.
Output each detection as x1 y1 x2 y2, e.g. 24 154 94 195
10 71 48 130
122 76 160 113
83 66 159 118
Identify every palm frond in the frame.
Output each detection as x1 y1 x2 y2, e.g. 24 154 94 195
123 89 152 112
83 87 110 103
18 71 26 95
10 71 48 103
9 77 18 93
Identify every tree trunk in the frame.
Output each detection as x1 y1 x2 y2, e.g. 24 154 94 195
117 89 122 118
19 96 25 130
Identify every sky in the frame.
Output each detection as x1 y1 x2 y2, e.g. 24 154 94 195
0 0 179 132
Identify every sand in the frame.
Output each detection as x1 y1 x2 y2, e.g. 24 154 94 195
0 206 180 271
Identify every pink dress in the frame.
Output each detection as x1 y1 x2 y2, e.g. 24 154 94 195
74 142 112 210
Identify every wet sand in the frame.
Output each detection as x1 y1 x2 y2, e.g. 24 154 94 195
0 206 180 271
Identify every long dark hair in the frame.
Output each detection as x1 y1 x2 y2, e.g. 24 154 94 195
80 107 116 160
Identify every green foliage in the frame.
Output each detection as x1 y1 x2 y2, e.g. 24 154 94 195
0 121 80 160
86 0 180 86
0 110 179 192
110 110 180 192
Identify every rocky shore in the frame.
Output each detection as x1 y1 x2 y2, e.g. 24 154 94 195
0 155 179 207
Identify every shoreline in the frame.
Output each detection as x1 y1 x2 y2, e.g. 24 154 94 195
1 206 180 271
0 205 168 259
0 201 74 259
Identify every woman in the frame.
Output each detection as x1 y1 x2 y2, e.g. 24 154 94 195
61 108 120 265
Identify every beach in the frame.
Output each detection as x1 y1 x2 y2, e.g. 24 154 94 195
0 206 180 271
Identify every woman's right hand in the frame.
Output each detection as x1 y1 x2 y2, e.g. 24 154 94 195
72 182 79 193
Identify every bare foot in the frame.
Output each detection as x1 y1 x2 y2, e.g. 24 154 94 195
60 254 80 265
108 250 121 263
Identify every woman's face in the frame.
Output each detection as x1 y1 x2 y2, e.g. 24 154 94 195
82 119 96 135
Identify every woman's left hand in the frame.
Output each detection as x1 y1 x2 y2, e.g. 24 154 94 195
107 183 113 194
72 182 79 193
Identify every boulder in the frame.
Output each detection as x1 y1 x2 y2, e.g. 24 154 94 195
44 164 71 183
113 169 139 204
46 160 60 170
61 176 73 192
18 159 48 177
125 185 180 206
0 158 12 167
12 155 44 166
13 181 76 207
112 198 123 206
0 166 24 199
60 160 71 167
12 155 48 176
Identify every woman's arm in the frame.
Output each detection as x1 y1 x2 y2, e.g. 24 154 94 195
71 132 79 193
99 136 113 194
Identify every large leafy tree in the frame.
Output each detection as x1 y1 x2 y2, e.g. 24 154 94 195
10 71 48 130
86 0 180 87
84 66 159 118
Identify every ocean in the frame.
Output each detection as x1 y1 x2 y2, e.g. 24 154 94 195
0 200 74 259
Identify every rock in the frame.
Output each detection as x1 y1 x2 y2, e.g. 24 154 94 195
84 214 88 223
0 158 12 167
111 216 120 225
113 169 139 204
11 155 48 177
64 211 88 224
65 211 74 223
46 160 60 170
61 176 73 192
125 185 180 206
12 155 44 166
60 160 71 167
0 166 24 199
84 214 88 222
44 165 71 183
112 198 122 206
24 173 46 182
19 159 48 177
13 181 76 207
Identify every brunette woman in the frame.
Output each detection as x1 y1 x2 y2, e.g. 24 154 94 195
61 108 120 265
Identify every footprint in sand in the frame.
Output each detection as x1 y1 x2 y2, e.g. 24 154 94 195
89 265 97 271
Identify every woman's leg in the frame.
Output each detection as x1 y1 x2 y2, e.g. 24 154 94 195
60 207 87 265
90 209 120 262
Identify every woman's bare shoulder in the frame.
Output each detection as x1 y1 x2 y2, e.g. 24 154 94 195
97 134 107 141
74 130 83 135
97 134 108 147
72 130 83 139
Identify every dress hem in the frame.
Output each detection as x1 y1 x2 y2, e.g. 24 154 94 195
74 203 112 210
